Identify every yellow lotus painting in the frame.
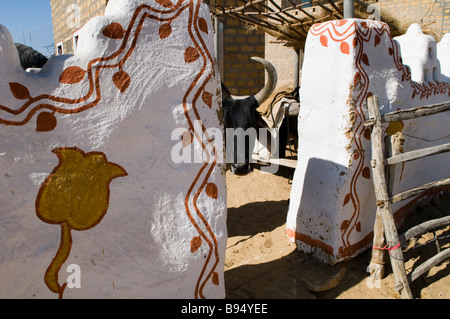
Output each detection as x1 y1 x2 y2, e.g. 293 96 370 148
35 147 127 298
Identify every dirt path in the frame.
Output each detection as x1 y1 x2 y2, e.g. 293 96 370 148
224 170 450 299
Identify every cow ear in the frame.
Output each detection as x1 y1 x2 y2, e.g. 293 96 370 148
221 82 231 99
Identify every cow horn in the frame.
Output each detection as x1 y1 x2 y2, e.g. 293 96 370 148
251 57 277 105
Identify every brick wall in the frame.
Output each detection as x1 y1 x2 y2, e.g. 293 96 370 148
265 34 301 92
51 0 108 55
264 0 303 96
369 0 450 39
213 0 266 95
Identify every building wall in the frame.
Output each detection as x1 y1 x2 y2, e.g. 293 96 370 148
286 18 450 264
265 0 303 93
371 0 450 39
51 0 109 55
213 0 266 95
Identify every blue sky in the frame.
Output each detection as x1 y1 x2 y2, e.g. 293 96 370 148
0 0 55 57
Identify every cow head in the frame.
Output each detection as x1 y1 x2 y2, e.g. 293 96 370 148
221 57 277 175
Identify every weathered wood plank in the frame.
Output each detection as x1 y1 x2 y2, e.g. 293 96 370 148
408 248 450 283
391 177 450 204
399 216 450 245
367 94 450 299
368 95 387 280
386 143 450 165
382 101 450 123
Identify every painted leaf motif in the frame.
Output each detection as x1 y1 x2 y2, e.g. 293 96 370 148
340 42 350 55
362 167 371 179
102 22 125 39
202 91 212 108
185 47 200 63
198 18 208 34
155 0 173 8
363 128 371 140
112 71 131 93
9 82 31 100
320 35 328 47
159 23 172 39
212 272 219 285
355 221 361 232
59 66 86 84
374 35 381 47
362 53 370 66
191 236 202 253
206 183 218 199
36 112 57 132
343 193 351 207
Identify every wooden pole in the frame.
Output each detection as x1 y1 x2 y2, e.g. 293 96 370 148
368 96 386 281
367 95 414 299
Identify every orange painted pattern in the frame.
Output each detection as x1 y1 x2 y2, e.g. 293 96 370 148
291 19 450 259
181 0 221 299
0 1 189 131
1 0 221 298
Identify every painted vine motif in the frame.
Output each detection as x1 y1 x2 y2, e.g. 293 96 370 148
1 0 220 299
309 19 450 258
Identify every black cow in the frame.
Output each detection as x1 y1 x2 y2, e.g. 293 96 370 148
221 57 277 175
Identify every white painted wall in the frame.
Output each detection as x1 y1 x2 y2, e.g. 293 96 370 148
0 0 226 298
287 20 450 264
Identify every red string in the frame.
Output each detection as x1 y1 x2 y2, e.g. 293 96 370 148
372 242 401 255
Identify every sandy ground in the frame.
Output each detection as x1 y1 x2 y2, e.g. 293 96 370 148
224 169 450 299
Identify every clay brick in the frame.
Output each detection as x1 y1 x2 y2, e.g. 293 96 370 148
241 45 253 51
247 36 260 43
224 28 237 35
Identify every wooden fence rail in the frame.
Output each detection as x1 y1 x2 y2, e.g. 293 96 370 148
365 95 450 299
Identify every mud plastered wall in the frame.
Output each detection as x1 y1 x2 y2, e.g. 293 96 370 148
0 0 226 298
286 20 450 264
